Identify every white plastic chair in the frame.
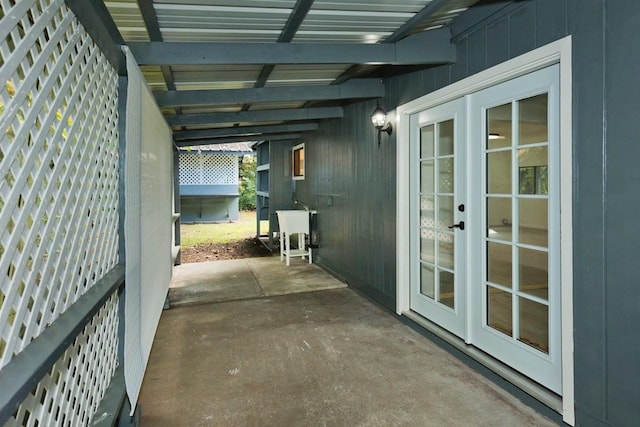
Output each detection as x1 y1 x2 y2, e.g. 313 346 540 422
276 210 312 266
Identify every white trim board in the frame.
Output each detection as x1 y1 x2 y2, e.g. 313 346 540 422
395 36 574 425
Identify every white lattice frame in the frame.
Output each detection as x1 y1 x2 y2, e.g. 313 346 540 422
0 0 119 367
0 0 120 424
179 152 238 185
6 293 120 427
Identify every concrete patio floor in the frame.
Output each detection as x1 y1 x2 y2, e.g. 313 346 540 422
139 258 557 426
168 255 347 306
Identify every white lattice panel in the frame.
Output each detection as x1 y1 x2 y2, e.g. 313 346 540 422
202 154 237 184
179 152 238 185
0 0 120 370
4 293 119 427
178 153 199 184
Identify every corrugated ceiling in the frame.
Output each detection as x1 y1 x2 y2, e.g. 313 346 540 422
104 0 481 140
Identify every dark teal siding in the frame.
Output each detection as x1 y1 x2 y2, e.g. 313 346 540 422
569 1 608 423
602 0 640 424
486 17 509 68
293 1 640 424
267 140 295 233
293 99 396 309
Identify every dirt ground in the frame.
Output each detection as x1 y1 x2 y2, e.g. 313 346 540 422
180 237 272 263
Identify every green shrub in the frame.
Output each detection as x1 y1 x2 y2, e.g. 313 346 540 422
239 155 257 210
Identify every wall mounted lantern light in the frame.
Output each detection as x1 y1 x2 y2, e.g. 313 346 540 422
371 104 393 146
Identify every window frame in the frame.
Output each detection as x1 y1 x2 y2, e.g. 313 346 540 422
292 143 305 180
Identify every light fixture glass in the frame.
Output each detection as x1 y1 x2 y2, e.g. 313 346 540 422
371 106 387 128
371 104 393 145
489 133 506 140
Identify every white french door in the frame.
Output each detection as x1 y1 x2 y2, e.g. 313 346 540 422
468 65 561 394
409 65 562 394
409 98 466 339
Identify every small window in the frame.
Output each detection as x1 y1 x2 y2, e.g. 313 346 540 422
292 143 305 180
519 165 548 195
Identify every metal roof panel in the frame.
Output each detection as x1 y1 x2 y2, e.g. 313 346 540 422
104 0 150 41
247 101 307 111
155 2 294 42
171 65 263 91
265 65 350 87
106 0 482 132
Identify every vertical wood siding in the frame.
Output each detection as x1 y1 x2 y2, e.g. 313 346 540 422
601 1 640 425
297 1 640 424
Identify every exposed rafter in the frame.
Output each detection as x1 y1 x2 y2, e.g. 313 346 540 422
176 134 302 148
136 0 162 40
332 0 454 85
102 0 475 139
136 0 177 91
65 0 125 74
127 29 455 66
174 123 318 141
254 0 315 87
156 80 384 107
386 0 452 43
167 107 344 127
246 0 315 112
279 0 315 42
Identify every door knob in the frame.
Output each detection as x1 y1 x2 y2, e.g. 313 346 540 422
448 221 465 231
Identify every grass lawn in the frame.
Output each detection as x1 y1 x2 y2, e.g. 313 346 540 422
180 210 269 248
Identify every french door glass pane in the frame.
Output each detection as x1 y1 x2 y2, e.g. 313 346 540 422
487 151 511 194
440 270 455 309
438 196 454 228
487 242 512 288
518 94 548 145
518 146 548 195
421 160 434 193
420 229 435 263
438 232 454 269
519 248 548 300
488 286 512 336
421 124 434 158
421 264 435 299
438 158 454 193
518 198 548 247
518 297 549 353
536 166 548 195
487 103 512 149
518 166 548 195
518 146 547 172
420 195 435 228
487 197 511 240
439 119 454 155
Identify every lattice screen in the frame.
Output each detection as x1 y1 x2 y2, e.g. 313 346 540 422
4 293 119 427
0 0 120 419
179 152 238 185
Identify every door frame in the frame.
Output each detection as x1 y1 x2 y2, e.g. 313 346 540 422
395 37 574 425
